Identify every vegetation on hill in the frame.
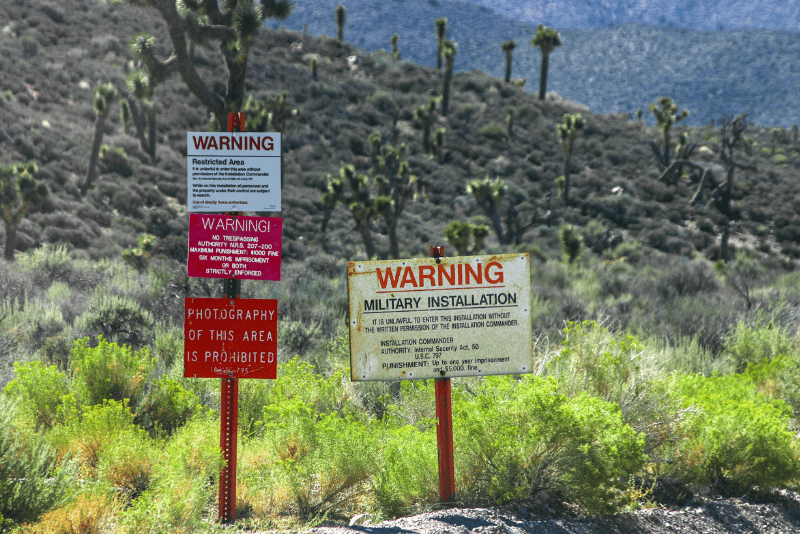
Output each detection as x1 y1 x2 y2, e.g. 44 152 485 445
2 0 800 531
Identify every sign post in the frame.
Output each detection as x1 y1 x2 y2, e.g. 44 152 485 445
184 112 284 524
347 250 533 502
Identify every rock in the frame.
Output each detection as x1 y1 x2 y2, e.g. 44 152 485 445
349 513 369 526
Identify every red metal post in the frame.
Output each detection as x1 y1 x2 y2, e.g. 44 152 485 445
219 376 238 522
219 112 245 523
430 245 455 503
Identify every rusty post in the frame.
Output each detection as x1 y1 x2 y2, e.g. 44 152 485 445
431 245 455 503
219 112 245 523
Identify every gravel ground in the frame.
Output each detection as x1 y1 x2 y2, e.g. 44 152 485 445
311 491 800 534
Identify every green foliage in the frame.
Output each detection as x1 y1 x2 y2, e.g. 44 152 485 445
558 224 583 264
70 336 154 412
1 161 49 261
244 90 299 132
141 376 199 437
0 398 76 530
373 424 438 517
444 220 490 256
556 113 586 201
121 233 157 272
724 321 796 373
648 97 689 169
453 375 646 514
4 361 69 430
667 372 800 493
335 4 346 41
480 123 507 141
74 295 154 348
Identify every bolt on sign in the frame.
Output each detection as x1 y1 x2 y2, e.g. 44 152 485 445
348 253 533 381
184 298 278 379
187 132 281 212
187 214 283 281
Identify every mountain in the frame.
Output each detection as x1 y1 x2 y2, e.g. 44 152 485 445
461 0 800 31
268 0 800 128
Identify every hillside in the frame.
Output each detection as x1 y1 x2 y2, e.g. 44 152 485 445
268 0 800 128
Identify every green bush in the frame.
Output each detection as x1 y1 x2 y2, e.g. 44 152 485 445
4 361 70 430
74 295 154 348
70 336 154 413
480 123 507 141
141 376 199 437
724 321 796 373
0 398 76 531
453 375 646 514
373 424 438 517
666 372 800 493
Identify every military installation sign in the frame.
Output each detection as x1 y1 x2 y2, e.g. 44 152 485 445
348 253 533 381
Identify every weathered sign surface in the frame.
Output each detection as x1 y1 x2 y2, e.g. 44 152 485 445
187 214 282 281
184 298 278 379
348 253 533 381
187 132 281 212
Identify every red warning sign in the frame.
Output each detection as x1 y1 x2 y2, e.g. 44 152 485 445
187 214 282 281
184 298 278 379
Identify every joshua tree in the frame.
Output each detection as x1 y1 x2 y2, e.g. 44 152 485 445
501 40 516 83
506 105 515 136
444 221 489 256
124 0 293 130
414 96 439 153
557 113 586 202
466 176 506 244
531 24 561 101
335 4 346 41
310 56 318 79
321 164 378 258
558 224 583 264
123 64 157 162
1 162 49 262
243 91 298 133
441 39 457 116
466 176 543 246
83 83 118 195
428 126 446 162
390 33 400 60
435 17 447 70
321 138 425 259
648 96 689 169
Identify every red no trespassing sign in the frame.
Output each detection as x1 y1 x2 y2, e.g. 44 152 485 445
184 298 278 379
187 214 283 281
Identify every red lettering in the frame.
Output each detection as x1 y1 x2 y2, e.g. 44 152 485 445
220 136 230 150
419 265 435 287
485 262 503 284
400 266 418 288
464 263 482 285
376 267 402 289
193 136 209 150
438 264 456 286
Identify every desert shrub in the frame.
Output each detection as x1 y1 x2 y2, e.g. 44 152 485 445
655 260 718 300
141 377 199 437
70 337 154 413
119 411 219 532
724 321 796 373
666 372 800 494
258 398 379 519
48 399 145 476
278 319 322 359
0 297 67 356
479 123 507 141
17 244 74 289
367 90 397 115
453 375 646 514
0 398 77 530
97 434 154 501
372 424 438 517
74 295 154 348
4 361 69 430
16 493 118 534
